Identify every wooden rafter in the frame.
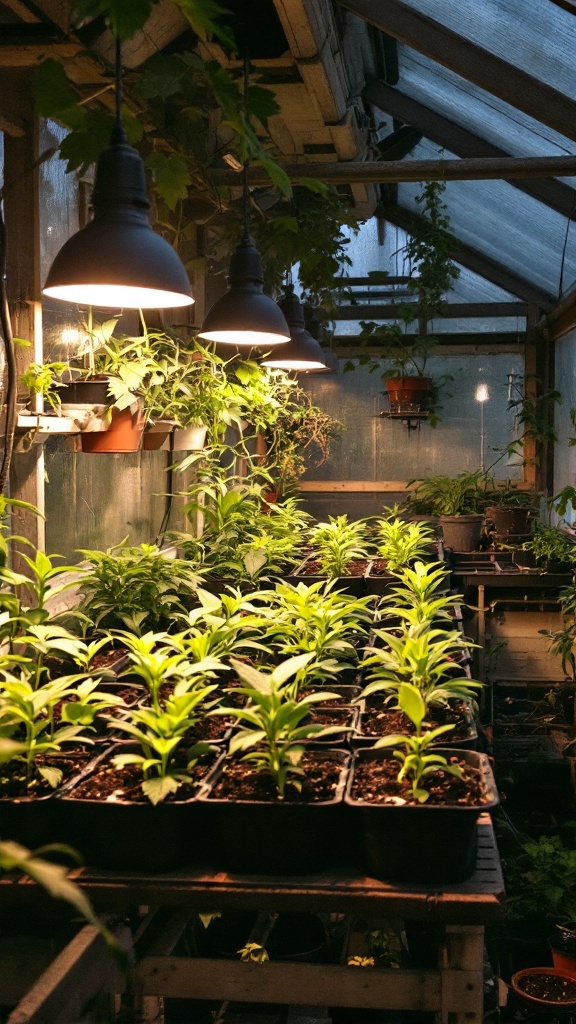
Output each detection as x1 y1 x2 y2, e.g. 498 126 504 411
339 0 576 143
335 302 527 320
384 204 556 310
363 80 576 221
211 155 576 186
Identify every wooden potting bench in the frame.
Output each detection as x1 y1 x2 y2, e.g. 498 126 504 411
0 814 505 1024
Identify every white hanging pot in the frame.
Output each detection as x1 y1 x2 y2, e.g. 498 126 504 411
172 424 208 451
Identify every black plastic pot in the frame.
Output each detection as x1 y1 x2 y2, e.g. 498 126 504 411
288 559 368 597
345 747 498 883
0 750 94 849
353 699 478 751
55 744 217 871
199 750 350 875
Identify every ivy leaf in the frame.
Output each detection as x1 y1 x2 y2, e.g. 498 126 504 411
145 151 191 210
243 548 267 578
299 177 332 197
33 59 85 128
174 0 236 51
58 110 115 174
71 0 155 40
139 54 188 100
246 84 280 126
255 153 291 198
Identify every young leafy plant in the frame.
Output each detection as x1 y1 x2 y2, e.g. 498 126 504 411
373 682 463 803
309 516 370 578
375 516 436 573
216 654 348 798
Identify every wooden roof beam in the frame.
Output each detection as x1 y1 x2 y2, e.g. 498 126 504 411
339 0 576 143
385 203 556 310
363 79 576 220
335 301 527 319
211 155 576 186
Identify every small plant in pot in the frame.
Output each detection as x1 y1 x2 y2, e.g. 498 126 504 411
201 653 351 875
297 515 371 594
345 682 498 883
484 485 539 540
407 472 490 552
367 515 436 593
518 521 576 573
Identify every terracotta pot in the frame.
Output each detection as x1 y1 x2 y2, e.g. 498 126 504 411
142 419 176 450
511 966 576 1008
80 406 144 453
485 504 533 537
385 376 433 412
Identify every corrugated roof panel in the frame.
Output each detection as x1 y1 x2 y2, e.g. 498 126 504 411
397 45 575 161
399 138 576 297
400 0 576 96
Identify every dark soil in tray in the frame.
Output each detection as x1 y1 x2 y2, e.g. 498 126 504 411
210 754 343 803
299 560 369 577
516 972 576 1003
0 751 93 799
360 700 472 740
350 755 485 806
368 558 393 577
306 708 355 728
89 646 129 671
67 757 214 804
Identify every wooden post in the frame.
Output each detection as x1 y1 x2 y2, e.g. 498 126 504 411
524 303 553 494
3 94 45 560
440 925 485 1024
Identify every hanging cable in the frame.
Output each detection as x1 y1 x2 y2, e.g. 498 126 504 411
0 204 17 495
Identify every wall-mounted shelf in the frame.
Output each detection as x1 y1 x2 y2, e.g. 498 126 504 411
379 410 429 430
16 413 79 448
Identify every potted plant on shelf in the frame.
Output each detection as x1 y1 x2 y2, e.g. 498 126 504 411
357 181 459 426
366 515 437 594
406 471 490 552
293 515 371 594
345 682 498 883
484 485 539 540
517 521 576 573
201 653 351 875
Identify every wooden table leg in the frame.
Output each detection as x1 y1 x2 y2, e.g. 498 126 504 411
439 924 485 1024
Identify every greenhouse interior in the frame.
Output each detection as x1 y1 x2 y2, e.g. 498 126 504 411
1 0 576 1021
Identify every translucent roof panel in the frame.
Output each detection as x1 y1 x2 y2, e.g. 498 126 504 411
396 46 575 163
398 138 576 298
401 0 576 95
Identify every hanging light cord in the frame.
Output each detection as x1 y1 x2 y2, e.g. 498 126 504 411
241 53 251 240
113 36 127 145
0 204 17 495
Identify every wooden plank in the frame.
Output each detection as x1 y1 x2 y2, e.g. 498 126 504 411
298 481 417 492
363 80 576 220
339 0 576 143
440 926 485 1023
335 302 527 320
0 43 83 66
385 204 555 309
212 155 576 186
334 337 525 352
134 958 483 1013
6 926 118 1024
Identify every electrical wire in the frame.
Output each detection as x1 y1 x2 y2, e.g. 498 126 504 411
0 204 17 495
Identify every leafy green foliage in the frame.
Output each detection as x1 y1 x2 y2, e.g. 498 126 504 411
375 516 435 572
309 516 370 578
406 472 490 516
362 621 482 710
379 560 463 626
77 541 202 632
373 683 463 803
217 655 347 797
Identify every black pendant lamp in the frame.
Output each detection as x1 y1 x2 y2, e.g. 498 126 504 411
43 40 193 310
261 285 328 370
198 57 289 348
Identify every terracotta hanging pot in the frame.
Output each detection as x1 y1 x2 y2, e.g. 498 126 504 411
385 376 434 412
80 406 144 453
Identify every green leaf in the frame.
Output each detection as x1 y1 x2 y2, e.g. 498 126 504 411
38 765 63 789
145 151 192 211
142 774 180 805
71 0 154 40
58 110 116 175
246 84 280 125
33 59 84 127
397 683 427 731
139 54 188 100
299 177 332 197
243 548 267 578
255 153 291 198
174 0 236 50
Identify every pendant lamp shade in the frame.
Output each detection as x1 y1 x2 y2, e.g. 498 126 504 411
43 133 194 309
261 285 328 370
199 230 290 346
